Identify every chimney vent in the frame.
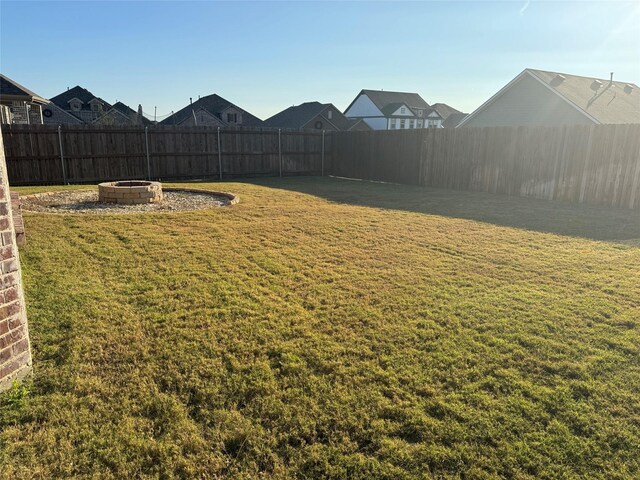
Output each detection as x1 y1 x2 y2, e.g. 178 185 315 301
624 84 634 94
590 80 603 92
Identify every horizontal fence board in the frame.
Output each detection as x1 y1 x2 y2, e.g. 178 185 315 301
331 124 640 210
1 124 330 185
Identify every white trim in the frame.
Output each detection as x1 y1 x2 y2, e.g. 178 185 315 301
457 69 600 127
66 97 84 104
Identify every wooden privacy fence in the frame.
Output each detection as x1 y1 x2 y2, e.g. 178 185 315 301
331 124 640 209
1 124 332 185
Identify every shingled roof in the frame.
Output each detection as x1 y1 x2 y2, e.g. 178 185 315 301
49 85 111 111
159 93 263 126
264 101 359 130
460 69 640 126
526 69 640 124
349 89 431 114
264 102 328 129
0 74 48 104
110 101 152 125
432 103 462 120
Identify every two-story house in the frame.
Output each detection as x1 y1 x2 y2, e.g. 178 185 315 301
159 94 263 127
343 89 443 130
45 86 112 124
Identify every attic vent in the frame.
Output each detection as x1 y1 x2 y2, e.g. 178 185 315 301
550 74 566 87
624 84 633 94
590 80 603 91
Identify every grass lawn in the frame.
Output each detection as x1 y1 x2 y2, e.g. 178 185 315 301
1 177 639 479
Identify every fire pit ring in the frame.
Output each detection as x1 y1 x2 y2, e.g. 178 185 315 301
98 180 163 205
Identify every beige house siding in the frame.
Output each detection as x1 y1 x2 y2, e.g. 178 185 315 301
462 74 595 127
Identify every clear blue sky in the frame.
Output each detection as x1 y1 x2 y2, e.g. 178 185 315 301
1 1 638 120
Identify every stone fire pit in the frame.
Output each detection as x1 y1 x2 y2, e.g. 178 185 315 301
98 180 162 205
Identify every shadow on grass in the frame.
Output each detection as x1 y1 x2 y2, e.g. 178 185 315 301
246 176 640 243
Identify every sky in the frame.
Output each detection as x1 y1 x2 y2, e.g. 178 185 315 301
1 0 639 120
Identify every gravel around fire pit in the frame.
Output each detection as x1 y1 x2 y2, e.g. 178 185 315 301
21 189 237 214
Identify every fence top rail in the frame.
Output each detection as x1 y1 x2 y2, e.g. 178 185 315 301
0 124 330 136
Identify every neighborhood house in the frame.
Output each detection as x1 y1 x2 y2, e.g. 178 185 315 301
264 101 370 131
0 74 48 124
343 89 447 130
159 93 263 127
458 68 640 127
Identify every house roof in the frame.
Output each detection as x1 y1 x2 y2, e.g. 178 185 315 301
264 101 359 130
442 112 468 128
109 101 152 125
527 69 640 124
346 89 431 115
49 85 111 111
431 103 463 120
459 68 640 126
264 102 328 128
380 102 415 116
0 74 48 104
159 93 263 126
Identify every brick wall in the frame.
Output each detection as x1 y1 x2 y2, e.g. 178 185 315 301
0 129 32 392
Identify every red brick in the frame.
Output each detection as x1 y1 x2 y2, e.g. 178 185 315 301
0 187 5 200
0 245 13 260
1 258 18 274
0 218 9 231
6 301 21 316
0 352 29 378
3 286 18 303
0 345 12 364
11 338 28 356
2 273 18 288
8 315 22 330
0 329 22 350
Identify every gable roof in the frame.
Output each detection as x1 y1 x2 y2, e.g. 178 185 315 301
49 85 111 111
431 103 463 120
159 93 263 126
264 101 360 130
109 101 152 125
264 102 328 128
459 68 640 126
0 74 48 104
442 112 468 128
345 89 430 115
380 102 416 116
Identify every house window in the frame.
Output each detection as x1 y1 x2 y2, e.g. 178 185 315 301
91 103 101 112
400 119 406 129
400 107 406 114
409 120 415 129
390 119 396 129
327 110 332 119
417 119 423 128
71 102 81 111
227 113 237 123
418 110 423 117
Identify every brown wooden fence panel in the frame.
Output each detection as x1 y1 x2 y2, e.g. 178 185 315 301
0 124 329 185
332 124 640 209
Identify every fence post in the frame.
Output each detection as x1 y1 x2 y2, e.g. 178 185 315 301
278 129 282 177
57 125 67 185
145 126 151 180
321 130 325 176
217 127 223 180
